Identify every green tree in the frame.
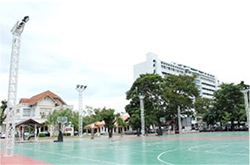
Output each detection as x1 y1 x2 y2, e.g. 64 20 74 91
129 112 141 136
46 110 59 126
45 108 79 135
82 115 94 127
59 108 79 131
70 111 79 131
125 74 165 134
194 97 212 129
98 108 115 138
125 74 199 134
212 83 245 130
163 74 199 129
82 107 102 136
82 106 98 127
116 115 127 137
203 107 218 126
0 100 7 126
45 110 59 136
195 97 212 116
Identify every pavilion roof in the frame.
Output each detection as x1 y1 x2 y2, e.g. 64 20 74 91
16 118 43 127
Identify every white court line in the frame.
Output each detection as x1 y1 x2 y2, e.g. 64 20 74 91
157 141 248 164
188 142 248 156
15 145 121 165
157 149 178 165
156 143 212 164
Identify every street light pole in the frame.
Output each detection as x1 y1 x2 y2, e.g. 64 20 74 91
5 16 29 157
139 94 145 136
177 106 182 134
76 85 87 137
241 88 250 126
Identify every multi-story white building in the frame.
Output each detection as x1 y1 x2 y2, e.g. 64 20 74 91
134 53 220 131
134 52 219 99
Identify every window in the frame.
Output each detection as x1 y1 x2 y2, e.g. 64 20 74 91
196 85 201 90
23 108 31 117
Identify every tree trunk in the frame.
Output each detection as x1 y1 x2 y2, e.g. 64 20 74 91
137 128 140 137
108 128 113 138
91 128 94 139
120 127 124 137
231 120 234 131
158 124 163 136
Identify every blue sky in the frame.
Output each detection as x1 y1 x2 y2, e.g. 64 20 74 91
1 0 249 113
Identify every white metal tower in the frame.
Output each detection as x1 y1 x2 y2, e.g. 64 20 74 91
139 94 145 136
241 87 250 125
4 16 29 157
76 85 87 137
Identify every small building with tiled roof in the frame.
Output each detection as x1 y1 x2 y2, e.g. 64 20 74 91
16 90 73 123
114 115 130 128
84 115 131 135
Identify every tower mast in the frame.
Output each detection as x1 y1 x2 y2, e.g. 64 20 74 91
5 16 29 157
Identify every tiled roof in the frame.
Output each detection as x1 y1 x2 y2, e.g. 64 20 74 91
84 115 130 129
114 115 130 127
84 123 99 129
19 90 67 105
84 121 105 129
119 115 130 121
20 98 29 103
95 121 105 127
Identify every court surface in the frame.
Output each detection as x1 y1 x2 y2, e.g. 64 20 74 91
0 132 249 164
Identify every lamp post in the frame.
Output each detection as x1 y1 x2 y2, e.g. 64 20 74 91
139 94 145 136
241 88 250 126
177 106 182 134
5 16 29 157
76 85 87 137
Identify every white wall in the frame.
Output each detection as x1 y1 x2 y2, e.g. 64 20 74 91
133 62 147 79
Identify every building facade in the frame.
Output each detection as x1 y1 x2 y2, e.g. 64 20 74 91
16 90 73 124
134 52 219 99
134 53 220 131
1 90 73 134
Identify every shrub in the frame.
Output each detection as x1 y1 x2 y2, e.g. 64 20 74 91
62 133 71 136
39 133 45 137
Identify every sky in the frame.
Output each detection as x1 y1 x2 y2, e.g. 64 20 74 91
0 0 249 113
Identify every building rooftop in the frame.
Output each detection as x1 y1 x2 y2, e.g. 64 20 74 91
19 90 67 105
